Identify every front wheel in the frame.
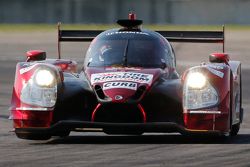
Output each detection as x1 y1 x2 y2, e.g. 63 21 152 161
229 69 242 137
230 123 240 136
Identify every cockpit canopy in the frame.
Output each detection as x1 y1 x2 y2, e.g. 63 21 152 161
84 29 175 69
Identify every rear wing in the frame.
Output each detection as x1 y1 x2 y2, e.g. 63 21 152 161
58 23 224 59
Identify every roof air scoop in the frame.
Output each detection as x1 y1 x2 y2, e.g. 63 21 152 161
117 13 143 31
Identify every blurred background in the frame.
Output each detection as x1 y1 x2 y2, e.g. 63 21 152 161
1 0 250 76
1 0 250 107
1 2 250 164
1 0 250 25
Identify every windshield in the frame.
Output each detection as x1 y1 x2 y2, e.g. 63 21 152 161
85 31 173 68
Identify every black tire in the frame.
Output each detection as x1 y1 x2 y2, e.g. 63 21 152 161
229 68 242 137
16 132 51 140
239 68 243 123
230 123 240 136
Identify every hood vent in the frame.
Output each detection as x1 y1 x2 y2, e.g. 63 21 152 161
94 85 106 99
132 85 146 100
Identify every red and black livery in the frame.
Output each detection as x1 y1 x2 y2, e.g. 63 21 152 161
10 13 243 140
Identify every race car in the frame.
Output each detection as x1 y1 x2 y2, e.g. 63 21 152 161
10 13 243 140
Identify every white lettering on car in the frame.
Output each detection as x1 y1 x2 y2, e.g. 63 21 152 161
208 64 224 70
105 31 149 36
103 82 137 90
20 64 36 74
206 66 224 78
91 72 153 84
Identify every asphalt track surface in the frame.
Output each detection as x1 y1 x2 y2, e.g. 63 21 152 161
1 30 250 167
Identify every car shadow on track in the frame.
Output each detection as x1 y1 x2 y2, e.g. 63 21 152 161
34 134 250 145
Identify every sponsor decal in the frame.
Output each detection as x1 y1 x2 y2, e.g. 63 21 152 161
115 95 123 100
91 72 153 84
105 31 149 36
20 64 36 74
208 64 224 70
103 81 137 90
206 66 224 78
105 67 141 71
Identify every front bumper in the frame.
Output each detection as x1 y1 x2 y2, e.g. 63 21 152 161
15 120 223 136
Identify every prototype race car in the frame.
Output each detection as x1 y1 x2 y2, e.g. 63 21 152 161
10 13 243 140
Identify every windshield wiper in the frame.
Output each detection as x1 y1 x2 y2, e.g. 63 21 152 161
123 40 129 67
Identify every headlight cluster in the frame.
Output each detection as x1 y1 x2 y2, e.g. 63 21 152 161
186 72 206 89
35 69 55 87
21 68 57 108
183 71 218 110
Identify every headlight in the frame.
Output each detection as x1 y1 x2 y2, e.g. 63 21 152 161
186 72 206 89
184 71 218 110
20 68 57 108
35 69 55 87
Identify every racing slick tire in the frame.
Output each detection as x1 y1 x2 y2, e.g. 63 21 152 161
229 70 242 137
230 123 240 136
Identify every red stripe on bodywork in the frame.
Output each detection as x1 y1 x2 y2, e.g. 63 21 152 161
91 103 101 122
137 104 147 123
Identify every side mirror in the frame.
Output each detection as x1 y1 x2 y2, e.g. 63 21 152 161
26 50 46 62
161 62 167 69
209 53 229 64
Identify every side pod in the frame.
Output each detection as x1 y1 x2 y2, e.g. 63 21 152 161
182 64 231 134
